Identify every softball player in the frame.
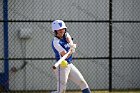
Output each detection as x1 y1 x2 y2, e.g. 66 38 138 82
51 20 91 93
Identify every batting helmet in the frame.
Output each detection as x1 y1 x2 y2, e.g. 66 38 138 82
52 20 67 32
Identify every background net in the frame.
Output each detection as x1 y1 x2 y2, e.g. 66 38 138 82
0 0 140 92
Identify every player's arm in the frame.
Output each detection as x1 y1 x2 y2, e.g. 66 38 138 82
65 32 73 45
65 32 76 50
60 49 73 58
53 40 73 59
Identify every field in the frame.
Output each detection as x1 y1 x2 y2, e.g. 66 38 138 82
66 90 140 93
4 90 140 93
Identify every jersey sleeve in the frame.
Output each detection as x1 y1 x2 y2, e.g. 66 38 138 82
53 40 67 53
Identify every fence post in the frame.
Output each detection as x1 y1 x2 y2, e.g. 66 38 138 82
3 0 9 91
109 0 112 92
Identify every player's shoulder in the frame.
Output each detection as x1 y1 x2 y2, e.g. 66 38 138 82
52 37 60 45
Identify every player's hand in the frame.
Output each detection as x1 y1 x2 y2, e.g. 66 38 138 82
70 47 75 53
69 43 76 49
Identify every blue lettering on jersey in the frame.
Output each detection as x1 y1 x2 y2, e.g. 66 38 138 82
64 43 70 48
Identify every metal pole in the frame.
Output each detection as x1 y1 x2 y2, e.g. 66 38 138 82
109 0 112 92
3 0 9 91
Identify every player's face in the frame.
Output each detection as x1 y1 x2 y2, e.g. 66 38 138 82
56 28 65 38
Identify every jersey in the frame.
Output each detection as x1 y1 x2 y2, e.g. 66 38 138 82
52 33 72 64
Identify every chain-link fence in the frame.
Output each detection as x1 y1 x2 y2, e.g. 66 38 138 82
0 0 140 93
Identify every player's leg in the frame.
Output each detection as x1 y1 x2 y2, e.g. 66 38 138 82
69 64 91 93
54 66 70 93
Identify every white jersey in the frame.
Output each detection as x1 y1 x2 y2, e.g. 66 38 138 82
52 32 72 64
